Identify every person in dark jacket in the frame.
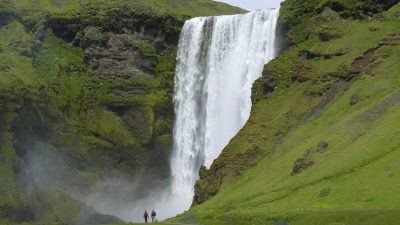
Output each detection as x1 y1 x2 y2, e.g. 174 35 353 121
151 210 157 222
144 210 149 223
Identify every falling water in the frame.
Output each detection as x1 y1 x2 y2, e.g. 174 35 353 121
168 9 279 217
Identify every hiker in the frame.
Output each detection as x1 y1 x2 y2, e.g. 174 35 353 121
151 209 157 222
144 210 149 223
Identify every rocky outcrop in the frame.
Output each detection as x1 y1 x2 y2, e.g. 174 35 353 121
37 6 179 183
193 142 264 205
291 157 314 175
82 31 156 79
193 165 224 205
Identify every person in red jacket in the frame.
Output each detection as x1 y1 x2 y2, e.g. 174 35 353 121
144 210 149 223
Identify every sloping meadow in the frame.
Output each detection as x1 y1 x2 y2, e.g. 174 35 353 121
175 2 400 225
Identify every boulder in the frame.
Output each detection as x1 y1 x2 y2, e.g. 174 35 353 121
292 157 314 175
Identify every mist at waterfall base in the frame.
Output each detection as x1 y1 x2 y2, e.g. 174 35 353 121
84 9 279 222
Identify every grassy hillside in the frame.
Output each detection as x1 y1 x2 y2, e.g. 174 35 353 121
173 2 400 225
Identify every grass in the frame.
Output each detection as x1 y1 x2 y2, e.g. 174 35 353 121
0 21 40 88
172 3 400 225
0 222 172 225
277 0 398 47
3 0 245 26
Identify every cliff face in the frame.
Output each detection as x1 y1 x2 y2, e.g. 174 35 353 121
189 2 400 224
0 1 244 224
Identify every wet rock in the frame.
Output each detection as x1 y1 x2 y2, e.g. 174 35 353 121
47 10 182 44
199 165 207 178
193 162 225 205
82 33 156 79
292 157 314 175
194 146 264 205
350 48 378 74
292 61 313 82
298 48 347 60
262 71 278 96
77 26 107 48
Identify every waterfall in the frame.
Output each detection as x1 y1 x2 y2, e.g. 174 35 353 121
84 9 279 223
82 9 279 223
168 9 279 217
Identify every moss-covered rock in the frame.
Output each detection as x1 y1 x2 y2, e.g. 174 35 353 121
0 1 243 224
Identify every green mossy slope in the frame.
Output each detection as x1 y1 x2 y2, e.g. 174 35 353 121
180 2 400 225
277 0 398 49
2 0 244 26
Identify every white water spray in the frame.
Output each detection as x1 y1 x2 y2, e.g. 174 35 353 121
168 9 279 218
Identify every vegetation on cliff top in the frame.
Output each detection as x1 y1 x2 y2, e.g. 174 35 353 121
277 0 398 48
2 0 245 26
